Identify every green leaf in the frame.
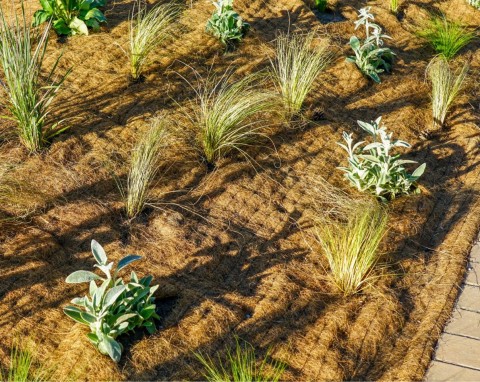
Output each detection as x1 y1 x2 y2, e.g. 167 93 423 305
32 10 51 27
87 333 99 344
64 306 89 325
66 270 102 283
412 163 426 178
70 17 89 35
39 0 54 13
53 19 71 36
102 285 126 310
91 240 107 265
140 304 156 320
84 8 106 22
101 336 123 362
117 255 142 274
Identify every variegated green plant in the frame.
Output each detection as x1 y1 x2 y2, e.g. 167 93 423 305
338 117 426 201
64 240 159 362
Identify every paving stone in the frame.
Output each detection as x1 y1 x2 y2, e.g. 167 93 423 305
435 333 480 370
457 285 480 313
444 309 480 339
470 240 480 263
426 360 480 381
466 262 480 286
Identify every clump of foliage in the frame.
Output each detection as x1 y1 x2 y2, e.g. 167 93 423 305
347 7 395 83
426 57 468 130
338 116 426 202
270 31 332 118
417 15 476 60
206 0 249 50
1 341 49 382
129 0 180 82
123 118 169 219
183 70 279 167
314 200 388 296
314 0 327 12
33 0 106 36
196 337 286 382
64 240 160 362
468 0 480 9
0 5 70 152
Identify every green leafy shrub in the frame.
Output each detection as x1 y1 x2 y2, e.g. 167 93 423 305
427 57 468 130
338 117 426 201
206 0 249 49
129 0 180 82
314 201 388 296
347 7 395 83
0 5 70 152
270 31 332 118
33 0 106 36
417 16 476 60
64 240 160 362
196 337 286 382
469 0 480 9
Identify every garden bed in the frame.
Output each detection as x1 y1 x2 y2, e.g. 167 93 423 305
0 0 479 380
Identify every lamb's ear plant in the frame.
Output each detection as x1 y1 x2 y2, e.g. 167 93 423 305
128 0 181 82
181 69 280 167
468 0 480 9
270 31 332 118
32 0 106 36
426 57 468 130
417 16 476 60
195 337 286 382
338 116 426 202
0 5 70 152
64 240 160 362
206 0 249 50
122 118 169 219
314 200 388 296
347 7 395 83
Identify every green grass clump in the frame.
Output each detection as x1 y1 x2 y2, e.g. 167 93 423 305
418 16 476 60
270 31 332 118
129 0 180 82
184 70 279 166
314 201 388 296
0 5 70 152
123 117 169 219
427 57 468 130
195 338 286 382
1 342 48 382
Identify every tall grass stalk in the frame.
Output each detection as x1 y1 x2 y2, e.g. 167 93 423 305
427 57 468 130
390 0 399 14
314 201 388 296
418 16 476 60
182 69 280 166
0 5 70 152
195 338 286 382
1 342 48 382
270 31 332 118
129 0 180 82
124 118 168 219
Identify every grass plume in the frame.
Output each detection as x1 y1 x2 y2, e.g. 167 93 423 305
129 0 181 82
0 5 70 152
314 200 388 296
123 117 169 219
270 31 332 118
182 69 280 166
427 57 468 129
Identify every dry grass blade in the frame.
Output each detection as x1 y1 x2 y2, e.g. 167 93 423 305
123 117 169 219
182 69 280 166
314 200 388 296
0 4 70 152
129 0 181 82
270 31 332 118
426 57 468 130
